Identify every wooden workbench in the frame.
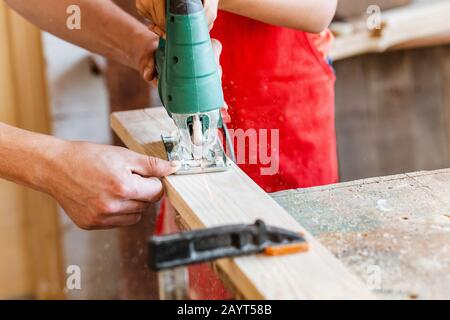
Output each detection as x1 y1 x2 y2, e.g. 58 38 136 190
272 168 450 300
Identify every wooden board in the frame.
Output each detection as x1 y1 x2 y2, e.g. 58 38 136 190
330 1 450 61
272 168 450 299
111 107 374 299
0 3 64 299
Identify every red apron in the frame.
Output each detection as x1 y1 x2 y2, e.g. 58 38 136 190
157 12 338 300
212 11 338 192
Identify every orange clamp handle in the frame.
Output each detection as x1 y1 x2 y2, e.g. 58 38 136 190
264 242 309 256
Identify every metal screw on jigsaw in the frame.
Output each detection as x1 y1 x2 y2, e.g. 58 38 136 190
156 0 232 174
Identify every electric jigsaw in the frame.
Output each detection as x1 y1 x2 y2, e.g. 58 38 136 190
156 0 231 174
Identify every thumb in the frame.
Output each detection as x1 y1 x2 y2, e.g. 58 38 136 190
133 155 179 177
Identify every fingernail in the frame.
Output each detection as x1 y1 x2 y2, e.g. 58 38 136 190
170 161 181 173
171 160 181 168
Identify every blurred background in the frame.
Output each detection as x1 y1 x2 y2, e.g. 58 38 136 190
1 0 449 299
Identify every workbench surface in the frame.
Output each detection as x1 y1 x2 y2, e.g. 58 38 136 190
272 168 450 300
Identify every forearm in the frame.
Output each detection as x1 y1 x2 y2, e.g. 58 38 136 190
0 122 175 230
0 122 63 194
219 0 337 33
4 0 154 70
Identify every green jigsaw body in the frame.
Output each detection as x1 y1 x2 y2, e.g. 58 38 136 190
156 0 224 116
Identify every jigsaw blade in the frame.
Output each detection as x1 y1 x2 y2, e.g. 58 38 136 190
162 110 231 175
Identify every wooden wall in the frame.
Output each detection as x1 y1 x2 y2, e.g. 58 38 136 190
0 3 30 297
335 45 450 181
0 3 64 299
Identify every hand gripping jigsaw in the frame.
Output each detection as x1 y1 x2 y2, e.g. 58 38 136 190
156 0 231 174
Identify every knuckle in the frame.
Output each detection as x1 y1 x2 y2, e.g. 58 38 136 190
146 156 159 171
146 157 172 177
111 178 131 197
96 199 116 214
127 186 138 198
151 179 164 201
120 184 135 198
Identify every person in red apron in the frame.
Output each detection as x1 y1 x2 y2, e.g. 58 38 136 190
212 12 338 193
137 0 338 299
